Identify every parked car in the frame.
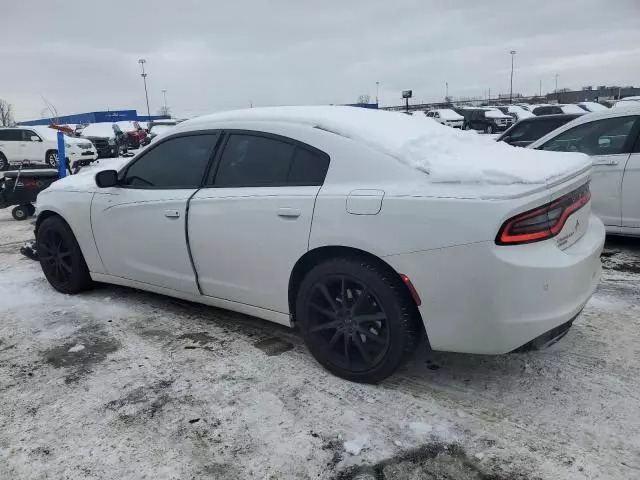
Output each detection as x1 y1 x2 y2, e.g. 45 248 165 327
115 121 149 149
496 114 584 147
34 106 604 383
613 96 640 109
425 109 464 128
0 126 97 171
456 107 514 133
80 123 128 158
489 105 536 122
577 102 608 113
532 104 586 116
529 105 640 236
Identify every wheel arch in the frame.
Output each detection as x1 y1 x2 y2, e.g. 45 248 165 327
288 245 425 329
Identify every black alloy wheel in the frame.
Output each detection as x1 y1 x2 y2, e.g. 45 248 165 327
297 258 423 383
46 151 59 168
37 216 92 294
306 275 390 372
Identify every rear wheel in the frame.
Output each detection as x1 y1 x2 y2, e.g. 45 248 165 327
36 216 92 294
296 257 422 383
0 153 7 171
486 124 494 134
46 151 58 168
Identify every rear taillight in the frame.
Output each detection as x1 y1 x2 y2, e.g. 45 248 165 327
496 183 591 245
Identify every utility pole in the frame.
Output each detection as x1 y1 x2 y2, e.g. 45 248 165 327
509 50 516 103
445 82 449 100
555 74 559 102
539 80 542 97
376 81 380 106
162 89 167 112
138 59 151 120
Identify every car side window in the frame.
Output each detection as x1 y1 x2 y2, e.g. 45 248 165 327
211 133 329 187
122 134 218 188
22 130 39 141
0 129 22 141
539 116 639 156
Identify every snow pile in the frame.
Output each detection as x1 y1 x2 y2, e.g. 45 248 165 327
343 435 369 455
183 106 590 185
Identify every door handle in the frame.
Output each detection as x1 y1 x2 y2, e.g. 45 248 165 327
593 159 619 166
277 207 301 219
164 209 180 218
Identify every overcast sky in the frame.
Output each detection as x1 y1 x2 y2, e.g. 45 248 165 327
3 0 639 121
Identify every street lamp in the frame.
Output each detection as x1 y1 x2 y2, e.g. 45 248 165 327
555 73 560 102
509 50 516 103
162 89 168 114
445 82 449 100
376 82 380 106
138 59 151 120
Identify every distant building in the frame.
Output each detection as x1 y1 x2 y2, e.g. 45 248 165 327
19 109 169 126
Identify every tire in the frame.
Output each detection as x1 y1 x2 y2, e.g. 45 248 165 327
296 257 423 383
46 150 59 168
12 205 30 221
486 124 494 134
0 153 7 171
36 216 93 294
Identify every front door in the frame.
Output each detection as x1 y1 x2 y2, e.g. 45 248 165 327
90 132 219 294
21 129 45 163
188 131 330 314
621 131 640 227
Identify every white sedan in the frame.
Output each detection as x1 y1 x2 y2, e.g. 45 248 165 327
34 106 604 383
529 105 640 236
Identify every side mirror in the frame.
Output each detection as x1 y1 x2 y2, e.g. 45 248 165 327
30 135 41 142
95 170 119 188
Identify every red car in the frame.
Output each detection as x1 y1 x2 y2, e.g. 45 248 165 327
115 121 149 149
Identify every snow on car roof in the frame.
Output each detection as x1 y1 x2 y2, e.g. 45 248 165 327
180 106 590 185
432 109 463 120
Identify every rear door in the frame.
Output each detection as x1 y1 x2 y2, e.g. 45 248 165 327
0 129 23 163
91 132 219 293
620 122 640 227
538 115 639 227
188 131 330 313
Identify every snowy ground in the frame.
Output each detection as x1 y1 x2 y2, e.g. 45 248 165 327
1 209 639 480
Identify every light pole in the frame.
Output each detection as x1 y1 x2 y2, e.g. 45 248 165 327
539 79 542 97
445 82 449 100
138 59 151 120
375 82 380 106
555 74 559 102
162 89 168 113
509 50 516 103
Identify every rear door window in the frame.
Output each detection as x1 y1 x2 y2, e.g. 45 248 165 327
0 129 23 141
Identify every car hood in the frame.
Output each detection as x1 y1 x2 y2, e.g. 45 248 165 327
43 158 131 192
83 135 112 141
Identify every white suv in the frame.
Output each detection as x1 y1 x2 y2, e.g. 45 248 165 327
0 126 97 171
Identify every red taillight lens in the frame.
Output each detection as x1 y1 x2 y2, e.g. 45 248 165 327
496 183 591 245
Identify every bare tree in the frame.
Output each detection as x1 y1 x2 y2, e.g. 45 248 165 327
157 105 171 117
357 94 370 105
0 99 15 126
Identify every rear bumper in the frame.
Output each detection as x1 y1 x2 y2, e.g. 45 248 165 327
384 213 605 354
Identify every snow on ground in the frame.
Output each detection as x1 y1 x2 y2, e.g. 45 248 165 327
1 209 640 479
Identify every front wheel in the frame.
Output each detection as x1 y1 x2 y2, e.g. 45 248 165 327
36 216 93 294
296 257 423 383
486 124 494 134
46 151 58 168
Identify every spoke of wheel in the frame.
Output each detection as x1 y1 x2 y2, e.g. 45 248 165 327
352 312 386 324
350 287 369 315
344 332 351 365
58 251 72 259
60 261 72 274
352 333 372 364
39 255 54 261
310 319 343 333
326 329 343 349
355 327 386 344
309 302 338 320
316 283 339 313
340 277 346 307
